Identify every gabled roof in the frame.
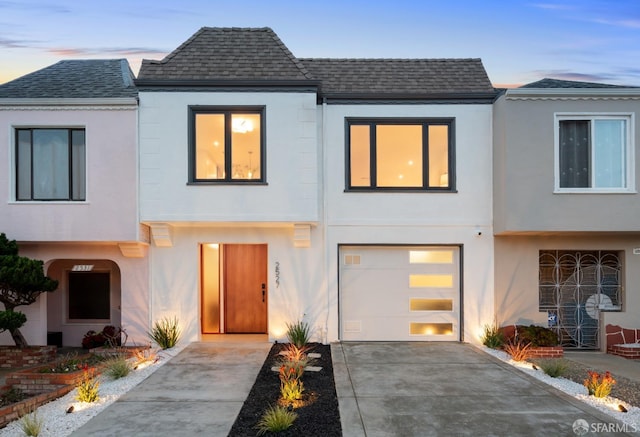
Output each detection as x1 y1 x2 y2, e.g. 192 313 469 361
138 27 313 82
300 58 495 97
520 78 634 89
0 59 137 99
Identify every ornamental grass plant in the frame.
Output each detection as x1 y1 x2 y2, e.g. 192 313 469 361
148 316 181 349
255 405 297 436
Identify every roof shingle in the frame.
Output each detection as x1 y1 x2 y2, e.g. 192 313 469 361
0 59 137 99
520 78 634 89
138 27 312 81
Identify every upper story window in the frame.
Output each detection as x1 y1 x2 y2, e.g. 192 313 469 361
346 118 454 191
16 128 86 201
556 114 634 192
189 106 265 183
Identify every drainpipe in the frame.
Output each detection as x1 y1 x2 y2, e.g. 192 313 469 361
321 97 330 343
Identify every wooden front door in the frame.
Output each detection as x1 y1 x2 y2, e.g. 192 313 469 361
224 244 268 333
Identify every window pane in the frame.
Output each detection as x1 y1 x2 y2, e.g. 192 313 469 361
410 299 453 311
68 272 110 320
350 125 370 187
410 323 453 335
409 274 453 288
195 114 225 179
33 129 69 200
71 130 86 200
17 130 32 200
594 120 625 188
428 125 449 187
559 120 590 188
376 125 422 187
410 250 453 264
231 113 261 180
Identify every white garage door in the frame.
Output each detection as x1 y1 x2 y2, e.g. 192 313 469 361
340 246 460 341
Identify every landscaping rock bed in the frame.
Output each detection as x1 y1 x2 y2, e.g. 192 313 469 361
228 342 342 437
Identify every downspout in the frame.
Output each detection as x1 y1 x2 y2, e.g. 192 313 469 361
321 97 330 343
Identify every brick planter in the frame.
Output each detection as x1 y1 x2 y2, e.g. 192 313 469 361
0 385 74 428
0 346 57 369
4 354 98 394
608 344 640 360
528 346 564 358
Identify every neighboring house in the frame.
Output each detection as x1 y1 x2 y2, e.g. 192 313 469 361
136 27 497 344
0 60 149 347
493 79 640 349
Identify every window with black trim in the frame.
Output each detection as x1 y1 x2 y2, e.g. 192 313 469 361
16 128 86 201
189 107 265 183
347 119 454 190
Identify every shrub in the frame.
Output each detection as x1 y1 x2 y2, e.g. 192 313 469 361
82 325 124 349
584 370 616 398
535 358 568 378
255 405 297 435
286 320 311 348
19 410 43 436
279 360 306 402
280 343 313 364
0 310 27 333
0 388 26 407
517 325 559 347
76 368 100 403
103 355 131 380
148 316 181 349
481 320 504 349
503 338 532 362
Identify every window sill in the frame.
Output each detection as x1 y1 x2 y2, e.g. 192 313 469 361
8 200 90 204
187 181 268 186
553 189 637 194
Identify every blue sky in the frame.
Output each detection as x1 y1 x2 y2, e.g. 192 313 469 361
1 0 639 87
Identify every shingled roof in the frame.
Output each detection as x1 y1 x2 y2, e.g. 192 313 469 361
520 78 634 89
138 27 313 82
300 58 495 97
0 59 137 99
137 27 496 100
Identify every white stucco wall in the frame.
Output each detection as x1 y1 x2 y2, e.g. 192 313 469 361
0 106 139 242
148 225 326 344
322 103 495 344
138 91 319 223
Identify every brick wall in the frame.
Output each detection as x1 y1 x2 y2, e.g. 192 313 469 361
0 346 57 368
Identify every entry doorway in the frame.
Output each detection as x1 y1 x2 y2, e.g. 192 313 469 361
200 243 268 334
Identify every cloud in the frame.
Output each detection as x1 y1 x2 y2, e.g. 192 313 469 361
590 18 640 29
47 46 168 57
0 0 70 14
530 3 575 11
0 36 39 49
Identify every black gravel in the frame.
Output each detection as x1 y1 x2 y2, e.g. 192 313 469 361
228 342 342 437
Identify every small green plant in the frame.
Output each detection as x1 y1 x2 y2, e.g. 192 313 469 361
481 320 504 349
279 360 306 402
103 355 131 380
503 338 532 362
517 325 559 347
0 388 27 407
286 320 311 348
75 368 100 403
584 370 616 398
255 405 297 435
535 358 569 378
148 316 181 349
19 410 43 436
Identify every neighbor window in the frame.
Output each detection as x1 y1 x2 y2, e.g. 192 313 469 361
189 107 264 183
68 271 110 321
556 115 632 191
16 128 86 201
347 119 453 190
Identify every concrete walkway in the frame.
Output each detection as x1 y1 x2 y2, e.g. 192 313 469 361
332 342 633 436
70 340 272 437
68 340 637 436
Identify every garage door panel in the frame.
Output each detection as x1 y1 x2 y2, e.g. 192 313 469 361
340 245 460 341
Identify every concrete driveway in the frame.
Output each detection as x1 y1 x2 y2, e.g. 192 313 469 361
332 342 631 436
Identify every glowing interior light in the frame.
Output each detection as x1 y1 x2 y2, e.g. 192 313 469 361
232 118 254 133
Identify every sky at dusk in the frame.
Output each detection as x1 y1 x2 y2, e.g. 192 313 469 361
1 0 639 87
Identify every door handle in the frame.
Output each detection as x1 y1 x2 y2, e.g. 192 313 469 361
262 289 265 302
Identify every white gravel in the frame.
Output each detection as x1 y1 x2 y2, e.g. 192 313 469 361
0 345 186 437
481 346 640 431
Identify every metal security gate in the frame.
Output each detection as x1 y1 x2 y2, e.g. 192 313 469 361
539 250 622 349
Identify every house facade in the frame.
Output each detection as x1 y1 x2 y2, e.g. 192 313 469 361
136 27 496 344
0 60 149 346
1 28 637 350
493 79 640 349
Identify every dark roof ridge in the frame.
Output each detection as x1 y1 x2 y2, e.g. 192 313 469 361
301 57 483 62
